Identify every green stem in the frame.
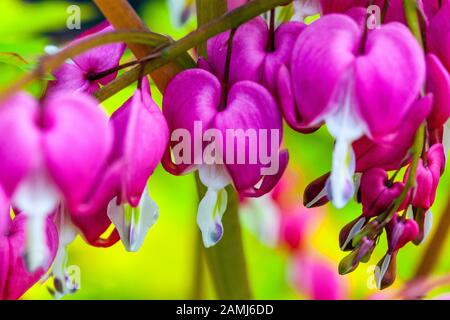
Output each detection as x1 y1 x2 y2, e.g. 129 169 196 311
195 176 252 299
403 0 423 47
191 230 205 299
193 0 251 300
94 0 292 101
0 31 194 101
196 0 228 57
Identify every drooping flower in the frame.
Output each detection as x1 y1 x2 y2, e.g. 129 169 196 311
0 91 112 271
427 0 450 74
0 188 58 300
426 54 450 131
106 78 168 252
74 78 168 252
206 17 306 95
376 214 418 289
405 143 445 210
360 168 405 218
163 68 288 247
282 14 424 208
46 22 126 96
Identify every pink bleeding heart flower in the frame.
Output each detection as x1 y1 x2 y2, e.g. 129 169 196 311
405 143 446 210
162 68 288 247
0 91 112 271
290 253 348 300
283 14 424 208
0 188 58 300
376 214 418 289
319 0 431 24
426 54 450 130
206 17 306 94
106 78 168 252
354 95 432 172
427 1 450 74
46 22 126 96
360 168 405 218
74 78 168 252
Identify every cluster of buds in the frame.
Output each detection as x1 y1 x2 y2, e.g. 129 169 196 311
303 0 450 289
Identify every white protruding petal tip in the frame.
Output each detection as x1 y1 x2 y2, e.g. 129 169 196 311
108 186 159 253
422 210 433 244
197 189 228 248
341 217 366 251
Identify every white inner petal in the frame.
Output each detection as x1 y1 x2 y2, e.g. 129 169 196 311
107 185 159 252
196 164 231 248
198 164 230 190
443 121 450 159
13 169 60 272
375 254 391 290
305 183 328 208
422 210 433 244
325 77 365 209
293 0 321 21
197 188 228 248
52 205 79 299
341 216 366 251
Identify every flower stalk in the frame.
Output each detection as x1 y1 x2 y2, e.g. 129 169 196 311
194 0 252 300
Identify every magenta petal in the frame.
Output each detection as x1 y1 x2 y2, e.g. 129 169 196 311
427 1 450 73
42 92 112 209
163 69 221 173
320 0 372 14
72 24 126 85
111 78 169 206
386 214 419 253
354 95 432 172
240 150 289 198
263 22 306 93
207 17 267 85
213 81 283 193
46 63 94 96
71 161 122 247
0 93 41 198
291 14 361 127
426 54 450 130
409 144 445 209
1 214 58 300
354 22 425 139
360 168 404 218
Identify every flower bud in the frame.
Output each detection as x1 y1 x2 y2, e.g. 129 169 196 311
407 144 445 210
339 215 366 251
386 214 419 253
339 236 375 275
375 253 397 290
411 207 433 245
360 168 404 218
303 173 330 208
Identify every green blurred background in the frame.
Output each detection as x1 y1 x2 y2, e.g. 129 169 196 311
1 0 450 300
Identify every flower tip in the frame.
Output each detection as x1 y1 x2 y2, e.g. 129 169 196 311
202 222 224 248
